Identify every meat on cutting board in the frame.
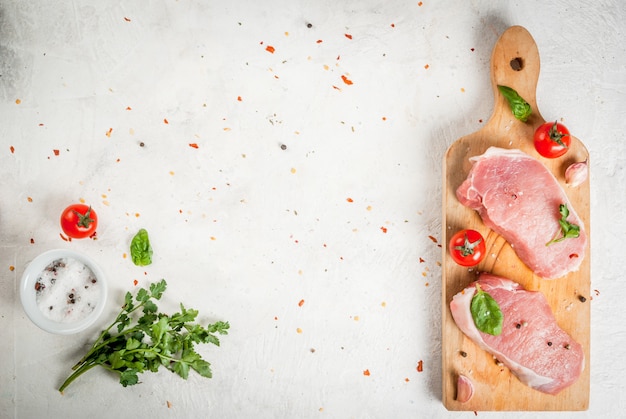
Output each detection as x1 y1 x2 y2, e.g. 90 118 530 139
456 147 586 279
450 273 584 395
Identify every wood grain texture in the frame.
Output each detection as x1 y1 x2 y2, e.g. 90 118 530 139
442 26 590 411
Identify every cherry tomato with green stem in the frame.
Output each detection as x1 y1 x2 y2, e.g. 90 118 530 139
449 229 486 267
534 120 571 158
60 204 98 239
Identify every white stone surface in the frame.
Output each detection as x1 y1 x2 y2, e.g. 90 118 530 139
1 0 624 417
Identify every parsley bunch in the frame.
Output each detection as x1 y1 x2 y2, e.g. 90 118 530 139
59 279 229 393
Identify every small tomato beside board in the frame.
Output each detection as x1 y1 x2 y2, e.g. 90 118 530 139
449 229 486 267
60 204 98 239
534 120 571 158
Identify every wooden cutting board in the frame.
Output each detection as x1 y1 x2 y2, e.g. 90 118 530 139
442 26 590 411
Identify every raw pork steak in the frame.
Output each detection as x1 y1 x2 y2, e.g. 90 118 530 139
450 273 584 395
456 147 586 279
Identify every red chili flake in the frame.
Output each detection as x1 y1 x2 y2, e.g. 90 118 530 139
332 85 341 91
189 143 199 149
30 238 35 244
105 128 113 137
126 106 132 110
428 235 438 243
124 17 131 22
10 146 15 153
265 45 275 53
336 55 341 61
237 96 242 101
344 33 352 40
419 257 425 263
163 118 169 124
569 253 579 259
346 197 353 203
60 233 71 242
27 196 33 202
363 369 370 376
424 64 429 69
38 123 44 126
298 299 305 307
479 119 483 123
316 39 323 44
470 47 475 52
53 149 60 156
341 75 353 85
417 360 423 372
390 23 395 28
418 1 423 6
133 279 139 286
405 377 410 382
380 226 388 233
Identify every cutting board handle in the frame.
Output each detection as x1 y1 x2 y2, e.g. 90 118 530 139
489 26 544 125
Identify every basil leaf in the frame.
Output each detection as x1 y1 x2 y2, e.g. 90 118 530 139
130 228 153 266
497 85 532 122
470 284 503 336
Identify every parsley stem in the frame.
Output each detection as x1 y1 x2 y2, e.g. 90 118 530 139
59 362 100 394
72 303 149 370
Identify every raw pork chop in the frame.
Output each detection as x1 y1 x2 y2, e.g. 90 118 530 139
450 273 584 395
456 147 586 279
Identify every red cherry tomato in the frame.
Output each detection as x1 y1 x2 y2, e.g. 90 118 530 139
449 229 486 267
60 204 98 239
534 120 571 158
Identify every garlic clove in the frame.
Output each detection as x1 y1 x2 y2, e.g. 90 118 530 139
565 160 588 187
456 374 474 403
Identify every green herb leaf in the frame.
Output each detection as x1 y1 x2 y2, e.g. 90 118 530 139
497 85 532 122
58 280 229 394
191 359 212 378
470 283 503 336
130 228 153 266
546 203 581 246
119 369 139 387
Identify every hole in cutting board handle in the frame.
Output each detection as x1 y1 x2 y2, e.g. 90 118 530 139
510 57 524 71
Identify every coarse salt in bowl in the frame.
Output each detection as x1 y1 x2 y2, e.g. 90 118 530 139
20 249 108 335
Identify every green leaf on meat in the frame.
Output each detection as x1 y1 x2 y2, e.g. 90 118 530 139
470 283 503 336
